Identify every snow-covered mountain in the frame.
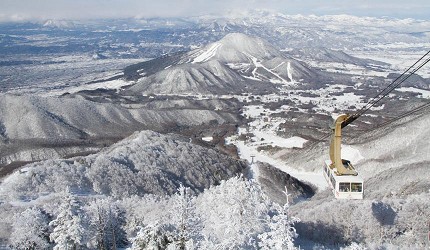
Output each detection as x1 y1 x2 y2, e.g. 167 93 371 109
0 130 246 198
125 33 319 95
2 13 429 95
42 19 76 29
188 33 282 63
193 11 430 49
127 60 253 95
0 98 428 248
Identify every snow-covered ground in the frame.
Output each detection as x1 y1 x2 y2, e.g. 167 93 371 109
231 138 329 190
307 61 390 77
44 78 136 97
0 55 144 95
350 47 430 77
397 87 430 98
226 105 362 191
225 90 332 189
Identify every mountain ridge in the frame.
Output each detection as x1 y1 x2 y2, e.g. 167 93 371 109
0 94 240 166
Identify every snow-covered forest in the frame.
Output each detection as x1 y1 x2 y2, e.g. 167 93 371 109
3 176 299 249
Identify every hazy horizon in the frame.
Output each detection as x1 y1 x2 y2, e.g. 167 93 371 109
0 0 429 23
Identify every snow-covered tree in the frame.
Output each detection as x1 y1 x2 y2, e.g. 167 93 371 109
86 197 128 249
9 206 51 250
49 191 86 250
121 194 171 237
341 242 368 250
131 224 173 250
197 176 271 248
258 187 299 250
130 185 202 250
87 158 139 198
258 203 299 249
169 185 202 250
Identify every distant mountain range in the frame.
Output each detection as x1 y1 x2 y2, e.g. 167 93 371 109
1 12 429 60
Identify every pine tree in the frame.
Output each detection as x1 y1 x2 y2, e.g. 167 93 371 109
49 190 86 250
9 206 51 250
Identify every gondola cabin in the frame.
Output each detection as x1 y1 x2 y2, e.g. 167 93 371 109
326 114 364 199
323 160 363 199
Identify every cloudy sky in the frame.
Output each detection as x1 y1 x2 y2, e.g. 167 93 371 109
0 0 429 22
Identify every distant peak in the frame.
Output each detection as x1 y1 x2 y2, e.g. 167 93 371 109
218 33 259 45
222 32 252 40
42 19 74 28
192 33 276 64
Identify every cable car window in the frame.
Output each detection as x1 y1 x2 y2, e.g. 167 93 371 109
339 182 350 192
351 183 362 192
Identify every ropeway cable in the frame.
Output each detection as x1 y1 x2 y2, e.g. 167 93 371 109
342 50 430 128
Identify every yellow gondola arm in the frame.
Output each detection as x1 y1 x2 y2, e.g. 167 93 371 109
329 114 358 176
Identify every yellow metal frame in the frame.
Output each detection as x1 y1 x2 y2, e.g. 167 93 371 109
329 114 358 176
